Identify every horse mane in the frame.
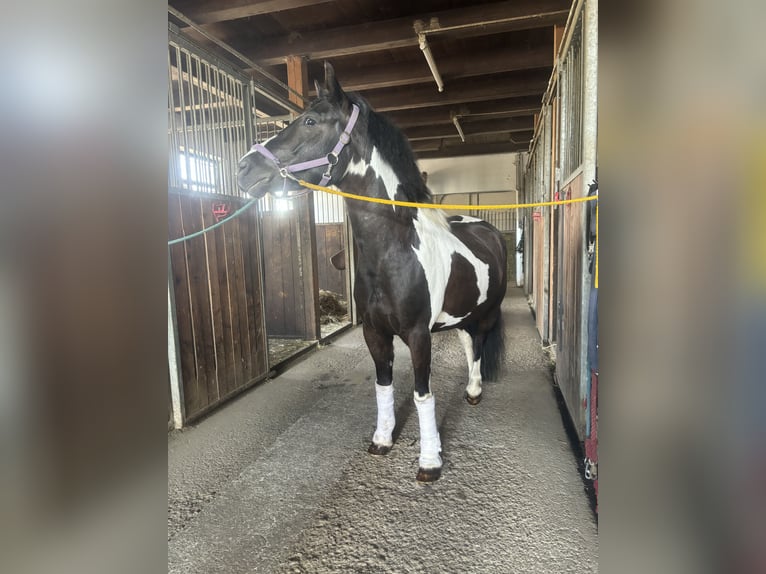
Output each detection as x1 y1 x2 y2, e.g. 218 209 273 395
347 93 434 205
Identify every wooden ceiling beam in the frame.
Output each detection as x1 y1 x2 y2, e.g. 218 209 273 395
303 45 552 94
364 71 549 112
404 117 534 141
246 0 571 65
178 0 337 26
383 96 541 128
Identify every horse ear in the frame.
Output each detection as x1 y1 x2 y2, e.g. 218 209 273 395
322 61 345 104
314 78 325 99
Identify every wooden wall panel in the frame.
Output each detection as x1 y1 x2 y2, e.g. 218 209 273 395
168 191 269 422
260 210 307 338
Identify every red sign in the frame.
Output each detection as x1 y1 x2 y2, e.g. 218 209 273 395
212 202 232 222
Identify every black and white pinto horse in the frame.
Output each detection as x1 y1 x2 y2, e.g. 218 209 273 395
238 63 507 482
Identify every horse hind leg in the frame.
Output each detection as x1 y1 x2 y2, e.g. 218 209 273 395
363 325 396 456
457 329 483 405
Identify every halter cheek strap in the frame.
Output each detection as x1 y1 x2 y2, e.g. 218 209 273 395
249 103 360 187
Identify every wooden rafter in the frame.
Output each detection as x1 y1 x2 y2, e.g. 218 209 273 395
245 0 570 65
365 71 549 112
383 96 541 128
178 0 337 26
297 45 552 94
404 117 534 141
414 141 529 158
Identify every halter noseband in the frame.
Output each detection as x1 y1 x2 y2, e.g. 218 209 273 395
249 103 360 188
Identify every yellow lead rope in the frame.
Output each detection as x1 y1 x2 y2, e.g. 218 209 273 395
294 178 600 286
296 179 598 210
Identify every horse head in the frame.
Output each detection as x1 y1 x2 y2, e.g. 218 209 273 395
237 62 359 199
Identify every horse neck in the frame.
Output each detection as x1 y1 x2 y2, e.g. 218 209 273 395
337 146 419 256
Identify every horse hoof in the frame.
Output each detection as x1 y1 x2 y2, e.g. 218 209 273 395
368 442 392 456
416 467 442 483
465 392 482 405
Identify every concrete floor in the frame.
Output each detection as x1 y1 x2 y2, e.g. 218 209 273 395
168 288 598 573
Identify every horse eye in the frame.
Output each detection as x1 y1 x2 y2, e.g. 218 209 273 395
304 117 316 126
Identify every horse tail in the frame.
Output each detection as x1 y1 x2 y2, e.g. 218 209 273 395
480 311 505 381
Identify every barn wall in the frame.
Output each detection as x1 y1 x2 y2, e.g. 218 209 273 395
418 155 520 239
522 0 597 442
417 153 518 196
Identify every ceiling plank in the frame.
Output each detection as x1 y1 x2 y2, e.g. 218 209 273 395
383 96 541 128
179 0 337 26
404 117 534 141
302 44 551 93
247 0 571 65
364 71 549 112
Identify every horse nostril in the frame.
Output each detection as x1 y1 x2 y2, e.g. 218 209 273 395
238 159 250 172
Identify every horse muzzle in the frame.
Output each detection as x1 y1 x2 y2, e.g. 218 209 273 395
237 157 273 199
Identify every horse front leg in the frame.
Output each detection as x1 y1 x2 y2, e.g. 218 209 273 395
363 324 396 456
407 328 442 482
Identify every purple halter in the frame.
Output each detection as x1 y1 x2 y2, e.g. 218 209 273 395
249 104 360 188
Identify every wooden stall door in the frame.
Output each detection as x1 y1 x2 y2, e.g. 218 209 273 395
168 191 269 422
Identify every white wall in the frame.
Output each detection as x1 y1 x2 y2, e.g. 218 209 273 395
417 153 519 197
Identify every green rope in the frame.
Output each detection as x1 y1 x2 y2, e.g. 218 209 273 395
168 198 259 245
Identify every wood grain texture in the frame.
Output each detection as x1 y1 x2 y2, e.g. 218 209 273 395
168 191 269 422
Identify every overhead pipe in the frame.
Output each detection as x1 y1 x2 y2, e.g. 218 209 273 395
450 111 466 142
417 33 444 92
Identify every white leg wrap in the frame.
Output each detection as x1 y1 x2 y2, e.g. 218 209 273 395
466 358 482 398
372 383 395 446
414 393 442 469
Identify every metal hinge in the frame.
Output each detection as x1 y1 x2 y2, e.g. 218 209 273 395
584 458 598 481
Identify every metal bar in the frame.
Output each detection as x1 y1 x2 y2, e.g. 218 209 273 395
220 73 232 195
233 80 244 196
168 255 186 429
196 55 212 191
233 77 245 194
238 81 248 193
213 67 230 196
186 50 200 190
176 46 192 190
168 47 180 188
168 7 308 109
243 81 255 155
206 61 223 193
